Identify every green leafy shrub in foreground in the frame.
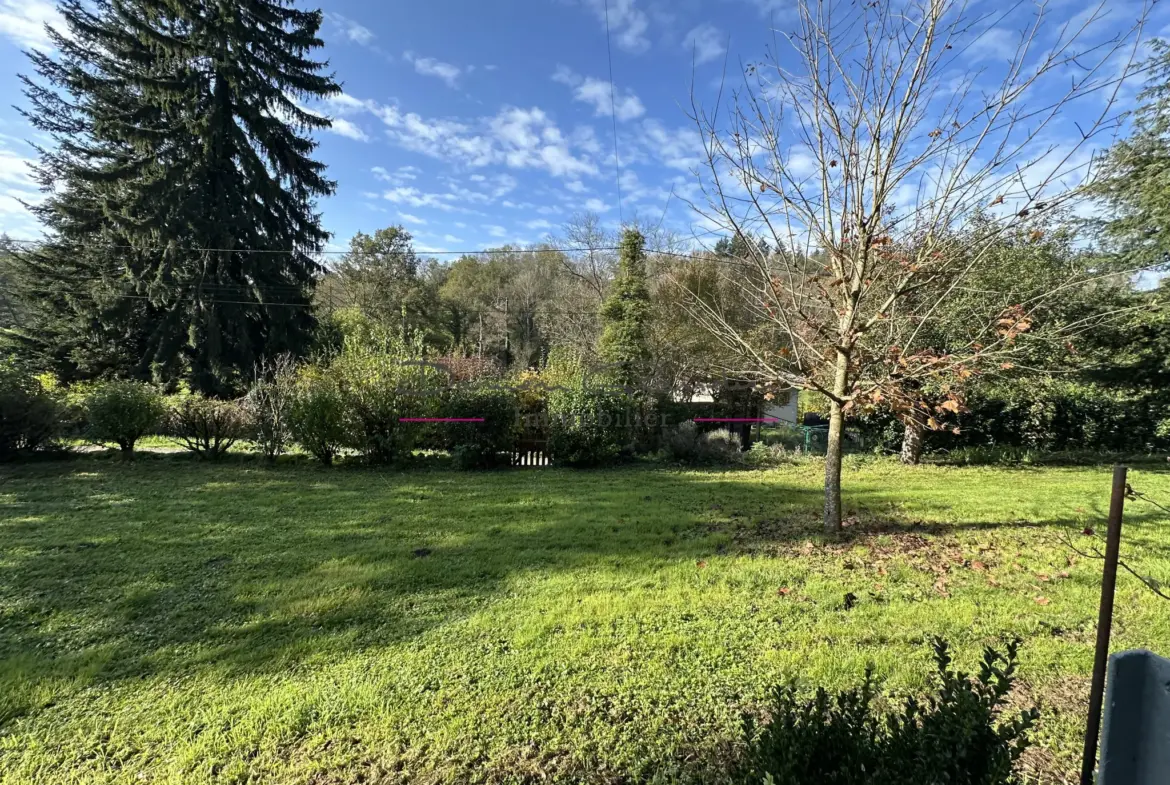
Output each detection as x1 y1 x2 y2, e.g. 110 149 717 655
0 361 64 460
79 379 166 456
740 638 1038 785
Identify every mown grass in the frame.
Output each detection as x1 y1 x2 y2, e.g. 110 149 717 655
1 457 1168 784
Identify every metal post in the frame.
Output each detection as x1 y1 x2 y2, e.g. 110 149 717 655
1080 464 1128 785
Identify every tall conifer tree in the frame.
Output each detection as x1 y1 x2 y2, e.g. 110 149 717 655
14 0 338 393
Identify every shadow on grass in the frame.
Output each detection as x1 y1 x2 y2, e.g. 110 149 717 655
0 458 1163 724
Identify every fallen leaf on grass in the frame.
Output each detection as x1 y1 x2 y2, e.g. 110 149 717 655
778 587 791 596
1059 570 1070 579
1035 596 1050 606
697 560 708 569
800 541 815 556
971 560 987 572
1082 527 1095 536
1036 573 1050 582
933 579 950 597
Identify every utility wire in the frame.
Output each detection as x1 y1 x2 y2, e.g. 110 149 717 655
0 238 722 256
602 0 625 225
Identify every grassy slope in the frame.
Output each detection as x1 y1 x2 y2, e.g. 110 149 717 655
1 457 1168 784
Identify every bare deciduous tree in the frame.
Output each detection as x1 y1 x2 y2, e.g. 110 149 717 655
682 0 1150 531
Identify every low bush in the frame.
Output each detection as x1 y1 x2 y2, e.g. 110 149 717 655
78 380 166 457
331 335 448 465
739 638 1038 785
0 360 64 460
440 384 520 469
168 395 247 460
546 386 635 467
662 422 743 466
244 355 297 460
543 349 636 468
287 370 348 465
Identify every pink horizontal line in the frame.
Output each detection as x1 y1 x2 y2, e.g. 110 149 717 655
399 418 485 423
693 418 781 423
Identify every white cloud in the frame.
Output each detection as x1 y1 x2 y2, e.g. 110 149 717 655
524 219 553 230
584 197 611 213
0 149 37 189
640 119 702 171
405 52 462 88
565 180 589 193
487 106 598 177
383 186 458 211
553 66 645 122
326 93 370 115
373 165 419 184
972 27 1019 62
338 95 600 180
326 12 375 46
484 224 508 237
684 24 726 65
398 212 427 225
329 118 369 141
580 0 649 53
0 148 43 238
443 234 462 243
0 0 66 51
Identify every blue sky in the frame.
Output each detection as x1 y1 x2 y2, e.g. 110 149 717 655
0 0 1165 257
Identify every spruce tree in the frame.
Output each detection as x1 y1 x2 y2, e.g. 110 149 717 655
16 0 339 393
598 229 651 387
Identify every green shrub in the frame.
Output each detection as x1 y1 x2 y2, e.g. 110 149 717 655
739 638 1038 785
288 369 348 465
0 360 63 460
662 422 743 465
544 349 635 467
244 355 297 460
331 334 447 465
168 395 247 460
78 380 166 456
546 386 635 467
440 384 520 469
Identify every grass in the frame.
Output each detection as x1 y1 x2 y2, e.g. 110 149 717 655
1 457 1169 784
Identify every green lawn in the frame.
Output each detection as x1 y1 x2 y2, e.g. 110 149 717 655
2 457 1169 784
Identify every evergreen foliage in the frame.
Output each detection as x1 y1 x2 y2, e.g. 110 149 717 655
13 0 339 394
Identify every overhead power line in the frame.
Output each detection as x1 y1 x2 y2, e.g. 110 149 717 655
602 0 625 225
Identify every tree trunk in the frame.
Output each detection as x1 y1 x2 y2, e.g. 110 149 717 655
901 417 925 465
823 350 850 533
824 398 844 532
